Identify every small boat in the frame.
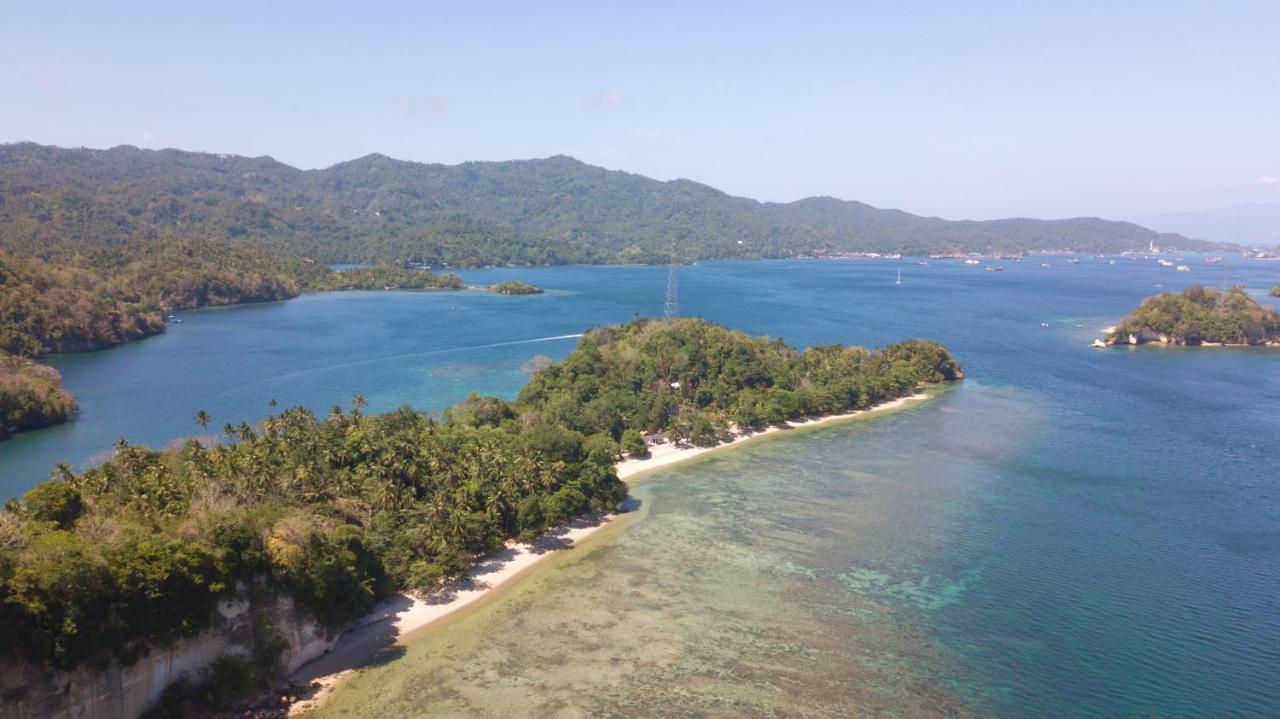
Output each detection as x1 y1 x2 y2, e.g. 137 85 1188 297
1040 262 1050 268
1108 260 1116 265
1091 339 1107 349
964 258 980 265
1206 256 1223 264
1069 258 1080 264
169 318 182 324
895 267 902 285
1176 265 1190 272
1040 322 1050 327
917 260 929 266
985 265 1003 272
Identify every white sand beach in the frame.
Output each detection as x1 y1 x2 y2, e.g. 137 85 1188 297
616 392 931 480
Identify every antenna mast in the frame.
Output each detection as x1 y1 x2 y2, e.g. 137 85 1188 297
663 263 679 319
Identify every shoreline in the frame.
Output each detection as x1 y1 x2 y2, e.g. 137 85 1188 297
286 390 936 714
616 391 931 480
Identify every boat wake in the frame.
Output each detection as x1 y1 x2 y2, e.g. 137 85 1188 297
215 334 587 396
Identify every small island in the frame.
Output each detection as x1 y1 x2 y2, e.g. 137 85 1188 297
1105 285 1280 347
1270 285 1280 298
488 279 545 295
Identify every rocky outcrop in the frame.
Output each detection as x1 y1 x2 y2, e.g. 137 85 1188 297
0 594 335 719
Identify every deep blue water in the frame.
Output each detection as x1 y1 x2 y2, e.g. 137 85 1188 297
3 256 1278 715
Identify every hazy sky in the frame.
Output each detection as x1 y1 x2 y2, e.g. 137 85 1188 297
3 1 1277 220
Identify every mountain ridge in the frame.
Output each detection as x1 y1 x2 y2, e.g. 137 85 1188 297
0 141 1226 265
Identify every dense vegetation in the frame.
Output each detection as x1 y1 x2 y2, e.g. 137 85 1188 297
0 142 1222 266
519 318 962 445
1109 286 1280 346
0 319 959 679
489 279 544 295
308 265 463 291
0 355 77 437
0 400 625 671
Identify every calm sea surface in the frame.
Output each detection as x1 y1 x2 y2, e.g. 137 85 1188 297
3 257 1279 716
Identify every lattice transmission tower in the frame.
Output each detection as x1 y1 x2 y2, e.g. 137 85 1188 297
663 263 679 319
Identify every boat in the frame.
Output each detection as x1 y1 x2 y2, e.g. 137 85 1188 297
964 258 980 265
1091 339 1108 349
985 265 1003 272
1108 260 1116 265
1176 265 1190 272
1040 262 1050 268
1069 258 1080 264
917 260 929 266
895 267 902 285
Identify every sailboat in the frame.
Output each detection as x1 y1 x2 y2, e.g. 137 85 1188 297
896 267 902 285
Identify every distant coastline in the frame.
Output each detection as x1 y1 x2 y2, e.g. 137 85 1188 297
285 390 937 714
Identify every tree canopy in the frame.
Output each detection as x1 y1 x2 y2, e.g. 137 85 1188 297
1109 286 1280 346
518 318 962 444
489 280 544 295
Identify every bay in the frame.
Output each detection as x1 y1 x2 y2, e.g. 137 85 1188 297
3 257 1278 716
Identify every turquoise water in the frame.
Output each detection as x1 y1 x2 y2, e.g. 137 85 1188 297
3 257 1279 715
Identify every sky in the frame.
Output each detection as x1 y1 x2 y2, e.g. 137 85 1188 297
2 0 1278 221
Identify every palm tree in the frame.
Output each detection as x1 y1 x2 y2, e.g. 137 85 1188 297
195 409 210 430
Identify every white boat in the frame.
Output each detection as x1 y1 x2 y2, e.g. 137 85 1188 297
985 265 1003 272
895 267 902 285
964 258 980 265
1091 339 1107 349
1176 265 1190 272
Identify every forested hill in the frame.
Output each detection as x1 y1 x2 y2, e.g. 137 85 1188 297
0 142 1220 266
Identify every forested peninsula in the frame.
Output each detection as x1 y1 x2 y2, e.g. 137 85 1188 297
1106 286 1280 346
0 318 961 716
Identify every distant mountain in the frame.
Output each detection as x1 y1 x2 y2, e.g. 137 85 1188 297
0 142 1224 265
1131 204 1280 248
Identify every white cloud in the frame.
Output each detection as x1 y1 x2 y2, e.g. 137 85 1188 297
583 91 625 110
1251 176 1279 185
386 95 449 122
